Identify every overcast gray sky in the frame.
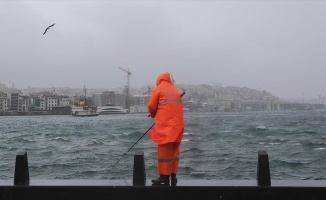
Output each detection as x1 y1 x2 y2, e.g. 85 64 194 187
1 0 325 99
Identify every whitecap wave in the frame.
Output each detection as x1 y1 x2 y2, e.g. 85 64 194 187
54 137 69 141
269 142 281 145
313 147 326 151
256 125 266 129
184 132 195 136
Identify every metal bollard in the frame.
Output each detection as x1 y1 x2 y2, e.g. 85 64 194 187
14 152 30 185
257 150 271 186
133 151 146 186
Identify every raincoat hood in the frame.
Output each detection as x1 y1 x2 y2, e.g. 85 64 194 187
156 72 174 86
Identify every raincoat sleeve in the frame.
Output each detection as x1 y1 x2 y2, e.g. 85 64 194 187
147 88 160 118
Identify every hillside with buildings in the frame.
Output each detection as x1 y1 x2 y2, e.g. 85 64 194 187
0 83 324 115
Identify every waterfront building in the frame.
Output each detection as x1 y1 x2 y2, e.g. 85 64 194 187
6 93 30 114
114 93 126 108
131 94 150 106
59 96 72 107
93 92 126 108
0 92 8 112
20 95 30 112
130 94 150 113
10 93 19 112
31 96 41 110
46 95 59 110
51 106 71 115
93 92 114 106
40 96 47 110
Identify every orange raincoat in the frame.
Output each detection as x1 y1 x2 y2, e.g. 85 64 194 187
148 72 184 145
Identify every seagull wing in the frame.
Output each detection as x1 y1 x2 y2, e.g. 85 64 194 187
49 23 55 27
43 28 48 35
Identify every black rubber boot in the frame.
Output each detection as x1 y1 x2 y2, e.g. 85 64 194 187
171 173 178 186
151 175 170 186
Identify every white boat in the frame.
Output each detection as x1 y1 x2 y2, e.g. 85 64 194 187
71 103 99 117
97 106 128 114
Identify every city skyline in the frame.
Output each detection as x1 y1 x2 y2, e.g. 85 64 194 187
1 81 324 105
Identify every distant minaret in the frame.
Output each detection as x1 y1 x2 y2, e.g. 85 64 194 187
12 83 14 88
147 86 151 95
84 85 87 104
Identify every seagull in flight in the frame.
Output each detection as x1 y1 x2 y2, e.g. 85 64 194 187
43 23 55 35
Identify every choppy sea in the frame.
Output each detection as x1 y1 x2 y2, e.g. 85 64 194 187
0 110 325 181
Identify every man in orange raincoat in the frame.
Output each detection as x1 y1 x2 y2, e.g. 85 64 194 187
148 72 184 186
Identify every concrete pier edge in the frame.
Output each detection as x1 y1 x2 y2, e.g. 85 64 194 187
0 150 325 200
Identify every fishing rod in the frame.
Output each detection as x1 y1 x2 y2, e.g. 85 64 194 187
104 92 185 176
